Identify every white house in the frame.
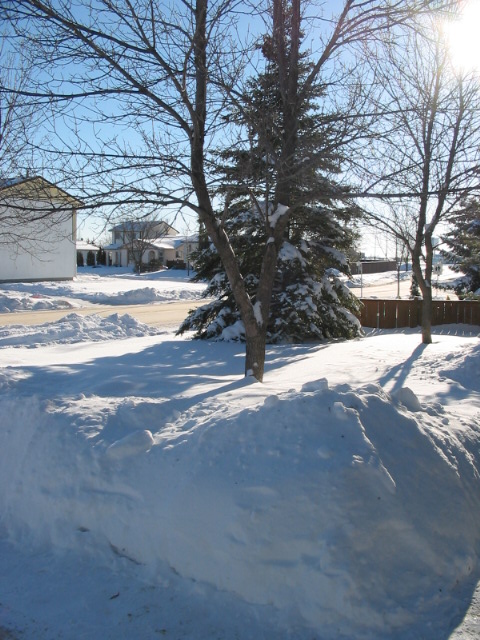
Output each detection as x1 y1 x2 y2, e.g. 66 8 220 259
104 220 198 270
76 240 100 266
0 176 82 282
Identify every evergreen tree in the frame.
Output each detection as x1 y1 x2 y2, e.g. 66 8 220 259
410 273 421 298
97 246 107 266
86 250 95 267
77 252 84 267
179 37 362 342
442 199 480 298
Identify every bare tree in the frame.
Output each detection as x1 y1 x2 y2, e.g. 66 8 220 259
357 22 480 342
2 0 451 379
0 43 70 252
0 43 36 179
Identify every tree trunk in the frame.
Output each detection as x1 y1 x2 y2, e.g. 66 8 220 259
421 287 433 344
245 330 267 380
190 0 267 381
412 254 433 345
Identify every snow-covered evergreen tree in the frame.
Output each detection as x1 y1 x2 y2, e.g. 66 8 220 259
179 25 362 343
442 199 480 298
181 204 361 342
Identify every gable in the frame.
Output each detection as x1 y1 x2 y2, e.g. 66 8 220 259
0 176 83 209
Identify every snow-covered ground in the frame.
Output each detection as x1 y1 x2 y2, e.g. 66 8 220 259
347 264 462 299
0 267 206 313
0 264 461 316
0 268 479 639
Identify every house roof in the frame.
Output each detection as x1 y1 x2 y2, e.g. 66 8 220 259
109 219 178 234
149 238 177 249
145 235 199 250
173 234 199 246
0 176 84 208
103 235 199 252
76 240 100 252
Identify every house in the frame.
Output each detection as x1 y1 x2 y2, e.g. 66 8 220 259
104 220 198 270
76 240 100 266
0 176 82 282
170 235 198 270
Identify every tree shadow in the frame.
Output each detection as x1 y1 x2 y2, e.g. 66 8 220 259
378 342 428 394
3 338 326 409
0 337 331 451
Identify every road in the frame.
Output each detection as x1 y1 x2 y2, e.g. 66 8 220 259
349 278 454 300
0 300 206 329
0 278 454 330
349 280 412 299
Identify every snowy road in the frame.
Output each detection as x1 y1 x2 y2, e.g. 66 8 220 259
0 300 205 329
350 278 456 300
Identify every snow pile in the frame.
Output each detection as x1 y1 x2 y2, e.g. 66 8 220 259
0 267 480 639
1 336 480 638
0 286 202 311
87 286 177 305
0 291 76 313
0 313 161 348
439 342 480 392
0 269 206 312
70 285 206 306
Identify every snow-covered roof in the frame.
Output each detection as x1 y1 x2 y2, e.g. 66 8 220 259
103 236 199 251
150 238 177 249
0 177 25 188
173 234 199 245
76 241 100 252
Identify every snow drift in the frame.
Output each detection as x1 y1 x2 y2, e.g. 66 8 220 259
1 371 479 638
1 268 479 638
0 313 162 347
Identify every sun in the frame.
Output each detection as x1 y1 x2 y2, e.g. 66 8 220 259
443 1 480 72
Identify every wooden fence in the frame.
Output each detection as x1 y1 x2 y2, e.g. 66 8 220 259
360 298 480 329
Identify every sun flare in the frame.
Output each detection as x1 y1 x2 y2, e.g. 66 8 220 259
443 2 480 72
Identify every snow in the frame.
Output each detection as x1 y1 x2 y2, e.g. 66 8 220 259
278 241 306 266
0 313 162 348
0 267 206 313
253 300 263 325
347 264 460 294
268 203 290 228
0 268 480 639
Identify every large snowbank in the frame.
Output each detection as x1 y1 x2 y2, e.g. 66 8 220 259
0 324 480 640
0 313 162 347
0 268 479 639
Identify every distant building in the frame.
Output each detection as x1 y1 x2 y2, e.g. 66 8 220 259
0 176 82 282
104 220 198 269
76 240 100 266
351 260 398 275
